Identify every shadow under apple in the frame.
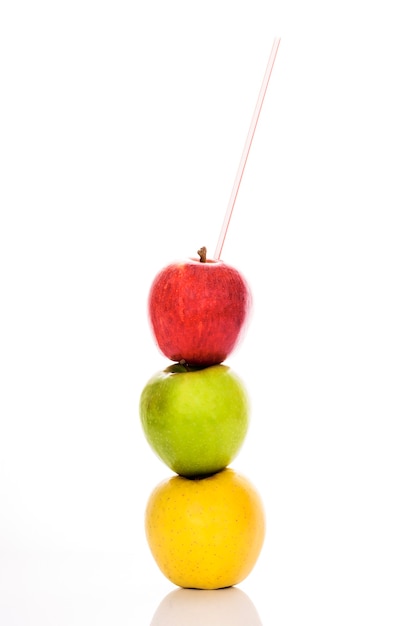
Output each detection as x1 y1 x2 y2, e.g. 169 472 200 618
150 586 263 626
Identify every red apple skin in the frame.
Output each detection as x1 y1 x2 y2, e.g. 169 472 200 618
148 257 252 366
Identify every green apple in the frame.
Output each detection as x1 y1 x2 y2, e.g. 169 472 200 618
139 363 250 477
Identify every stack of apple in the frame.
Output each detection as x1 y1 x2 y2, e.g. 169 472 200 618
139 247 265 590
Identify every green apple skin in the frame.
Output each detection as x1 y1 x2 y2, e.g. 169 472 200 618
139 363 250 477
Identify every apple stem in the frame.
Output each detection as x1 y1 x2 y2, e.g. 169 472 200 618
197 246 207 263
213 37 280 261
178 360 203 372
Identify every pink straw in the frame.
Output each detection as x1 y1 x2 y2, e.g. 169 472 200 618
213 37 281 260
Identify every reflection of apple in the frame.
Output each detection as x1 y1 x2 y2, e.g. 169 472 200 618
145 468 265 589
150 587 262 626
147 247 252 366
140 363 249 477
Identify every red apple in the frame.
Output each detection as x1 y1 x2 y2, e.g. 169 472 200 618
148 247 252 366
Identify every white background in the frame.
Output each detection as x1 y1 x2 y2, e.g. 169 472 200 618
1 0 416 624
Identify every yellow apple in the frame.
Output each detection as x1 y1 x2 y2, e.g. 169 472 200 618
145 468 265 589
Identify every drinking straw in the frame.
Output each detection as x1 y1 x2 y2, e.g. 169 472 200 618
213 37 281 261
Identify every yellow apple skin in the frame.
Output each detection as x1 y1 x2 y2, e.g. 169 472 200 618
145 468 265 590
